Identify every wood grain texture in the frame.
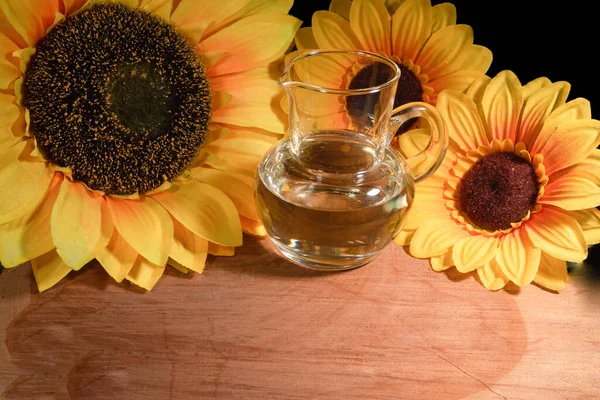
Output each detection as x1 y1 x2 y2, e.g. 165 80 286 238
1 236 599 400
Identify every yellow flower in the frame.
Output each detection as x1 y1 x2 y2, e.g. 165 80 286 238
397 70 600 291
293 0 491 130
0 0 300 291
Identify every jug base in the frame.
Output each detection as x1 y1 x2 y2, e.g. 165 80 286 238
271 239 379 271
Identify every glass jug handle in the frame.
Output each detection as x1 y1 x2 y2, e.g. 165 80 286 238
390 101 448 182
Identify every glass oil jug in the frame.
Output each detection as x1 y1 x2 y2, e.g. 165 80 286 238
255 50 447 270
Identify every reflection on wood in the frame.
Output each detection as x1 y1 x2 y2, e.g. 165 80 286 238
0 236 599 399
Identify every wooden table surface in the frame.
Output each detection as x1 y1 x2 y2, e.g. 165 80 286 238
1 236 599 400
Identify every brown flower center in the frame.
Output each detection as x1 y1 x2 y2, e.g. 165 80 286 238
458 152 539 232
347 62 423 134
24 3 211 195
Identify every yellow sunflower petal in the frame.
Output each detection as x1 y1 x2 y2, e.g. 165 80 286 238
522 77 552 98
0 174 62 268
199 12 300 76
428 70 488 105
170 219 208 274
414 24 472 79
139 0 172 21
391 0 432 62
431 2 456 32
516 84 561 147
192 166 259 220
0 35 20 89
464 74 490 104
311 10 362 49
0 0 60 46
0 140 54 224
96 229 138 283
533 252 568 291
329 0 352 19
107 197 174 266
208 242 235 256
394 229 414 246
540 171 600 211
171 0 249 27
495 228 540 286
525 206 587 262
349 0 391 54
199 127 277 174
477 257 509 291
152 181 242 247
452 235 498 273
410 218 469 258
460 45 492 72
532 98 592 154
295 27 318 49
31 249 72 292
0 93 22 152
480 70 522 142
430 250 454 272
566 208 600 245
126 256 166 291
62 0 88 15
535 119 600 176
51 180 114 270
436 89 488 150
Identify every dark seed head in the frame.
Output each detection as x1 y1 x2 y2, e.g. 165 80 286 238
347 62 423 134
24 3 211 195
458 152 539 232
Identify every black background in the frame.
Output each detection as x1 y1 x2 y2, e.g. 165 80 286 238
289 1 599 119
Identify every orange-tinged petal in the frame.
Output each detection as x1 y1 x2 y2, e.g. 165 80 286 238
329 0 352 20
208 242 235 256
0 35 20 89
126 256 166 291
391 0 432 62
460 45 492 72
170 219 208 274
566 208 600 245
477 257 509 291
62 0 88 15
211 90 232 111
152 181 242 247
415 24 472 79
0 93 21 152
516 84 561 147
199 13 300 76
312 10 362 49
51 179 113 270
524 205 587 262
192 166 258 220
452 235 498 273
436 89 488 151
480 70 522 142
96 229 138 283
430 250 454 272
31 249 72 292
349 0 391 54
0 173 62 268
431 2 456 32
495 228 540 286
535 119 600 176
240 215 266 236
0 0 60 46
212 97 288 134
107 197 173 266
0 140 54 224
171 0 249 27
533 251 567 291
532 98 592 155
410 218 469 258
540 170 600 211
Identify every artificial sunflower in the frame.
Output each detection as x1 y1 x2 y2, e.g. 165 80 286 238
292 0 491 153
0 0 300 291
396 70 600 291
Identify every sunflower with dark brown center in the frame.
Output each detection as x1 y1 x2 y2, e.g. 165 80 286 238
0 0 300 292
396 70 600 292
